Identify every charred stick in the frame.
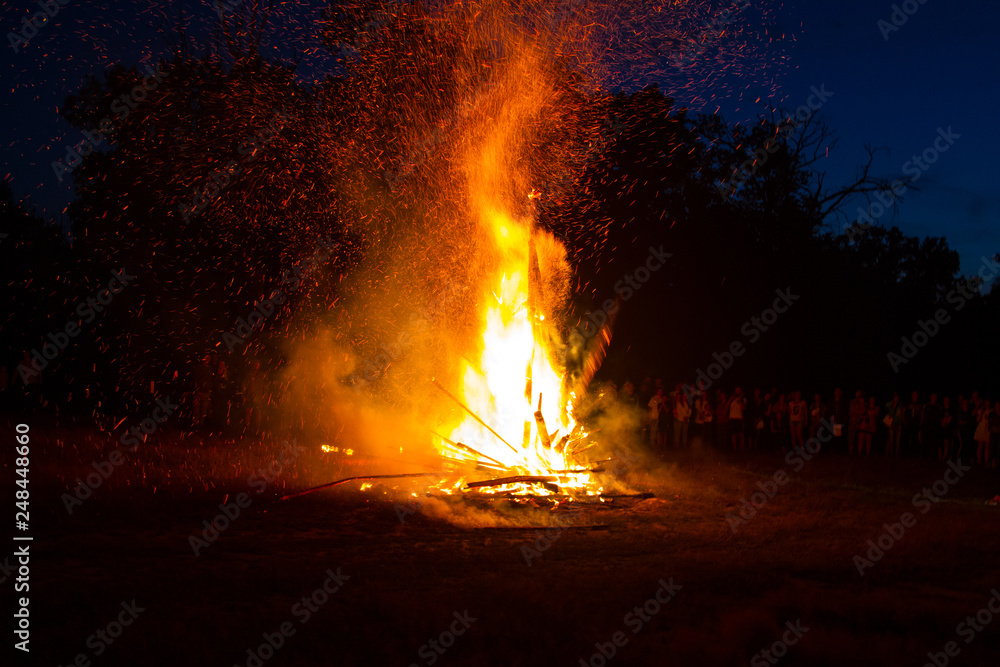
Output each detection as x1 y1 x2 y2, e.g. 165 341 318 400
281 472 443 500
430 430 508 469
466 475 557 489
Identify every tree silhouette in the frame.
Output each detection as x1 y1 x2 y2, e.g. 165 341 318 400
6 0 997 422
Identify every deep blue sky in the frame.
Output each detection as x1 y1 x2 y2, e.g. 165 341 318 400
2 0 997 278
701 0 999 280
775 0 1000 279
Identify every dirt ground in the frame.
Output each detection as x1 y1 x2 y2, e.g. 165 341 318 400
10 426 1000 667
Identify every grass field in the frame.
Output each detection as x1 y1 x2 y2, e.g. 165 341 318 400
12 426 1000 666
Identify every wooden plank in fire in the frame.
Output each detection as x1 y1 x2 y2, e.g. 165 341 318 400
534 393 552 448
431 379 519 455
466 475 558 491
430 430 509 469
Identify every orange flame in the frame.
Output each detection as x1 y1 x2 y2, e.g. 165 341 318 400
435 208 597 495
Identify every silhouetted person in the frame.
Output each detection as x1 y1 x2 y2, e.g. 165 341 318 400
849 390 865 455
956 395 972 461
884 393 904 456
728 388 747 452
789 391 806 452
859 396 879 456
648 388 665 449
694 391 712 447
975 400 992 465
921 394 943 459
770 393 788 451
903 391 922 456
808 393 825 441
939 396 956 461
827 388 848 452
658 380 671 448
672 388 691 449
622 380 640 439
715 390 729 448
747 388 764 451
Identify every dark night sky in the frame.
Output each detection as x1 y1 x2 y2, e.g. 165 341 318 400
2 0 997 278
772 0 1000 281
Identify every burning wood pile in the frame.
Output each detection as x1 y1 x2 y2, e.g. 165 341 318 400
281 1 667 505
284 209 627 503
421 210 613 498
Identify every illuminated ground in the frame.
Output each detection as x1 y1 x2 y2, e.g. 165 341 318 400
22 428 1000 667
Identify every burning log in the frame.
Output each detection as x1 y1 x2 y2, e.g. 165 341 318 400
474 463 508 473
430 430 508 469
525 351 533 401
526 232 545 324
523 354 534 448
467 475 559 493
534 393 552 448
566 441 599 458
469 491 655 504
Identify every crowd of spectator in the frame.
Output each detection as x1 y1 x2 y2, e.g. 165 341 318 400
2 351 272 435
617 378 1000 467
